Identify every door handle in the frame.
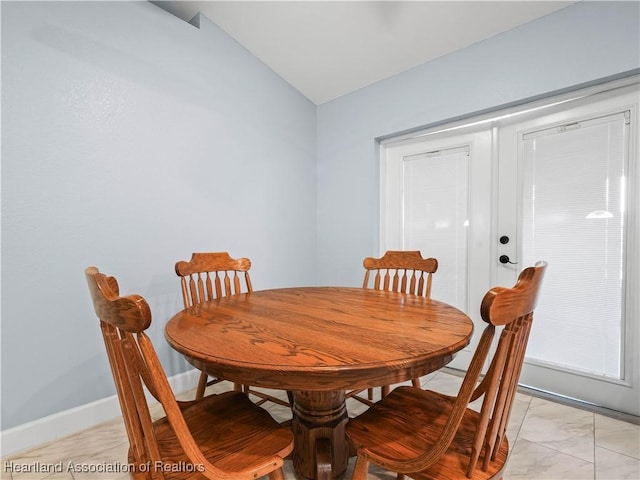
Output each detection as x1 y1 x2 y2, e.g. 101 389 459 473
499 255 518 265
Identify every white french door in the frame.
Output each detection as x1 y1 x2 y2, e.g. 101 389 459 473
382 128 494 368
497 86 639 415
381 81 639 415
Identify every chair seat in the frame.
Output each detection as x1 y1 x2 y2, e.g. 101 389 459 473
131 391 294 479
346 386 508 480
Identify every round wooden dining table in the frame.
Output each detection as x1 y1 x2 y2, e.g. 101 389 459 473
164 286 474 480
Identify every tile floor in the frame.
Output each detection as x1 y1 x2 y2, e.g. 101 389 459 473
2 371 639 480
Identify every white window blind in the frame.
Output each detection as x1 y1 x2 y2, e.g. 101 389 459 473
402 146 469 310
521 112 628 379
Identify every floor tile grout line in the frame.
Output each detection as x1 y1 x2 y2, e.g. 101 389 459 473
595 444 640 462
592 411 596 480
519 435 596 467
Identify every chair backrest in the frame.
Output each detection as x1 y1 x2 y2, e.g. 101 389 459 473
396 261 547 476
175 252 253 308
466 261 546 475
84 266 227 478
362 250 438 298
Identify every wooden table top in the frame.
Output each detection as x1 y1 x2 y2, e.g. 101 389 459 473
165 286 474 392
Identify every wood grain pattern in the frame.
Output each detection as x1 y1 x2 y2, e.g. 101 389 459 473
174 251 286 407
165 287 472 392
165 286 473 479
175 252 253 306
85 266 293 480
362 250 438 298
354 250 439 403
348 386 509 480
346 262 547 480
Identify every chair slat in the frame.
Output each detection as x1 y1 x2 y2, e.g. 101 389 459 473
245 271 253 293
180 278 190 310
197 274 206 305
425 272 432 298
400 270 407 293
101 323 147 467
223 271 231 297
205 273 213 302
188 276 197 307
363 271 371 289
233 271 241 295
120 334 165 476
214 272 222 298
418 272 425 296
467 323 514 476
409 272 417 295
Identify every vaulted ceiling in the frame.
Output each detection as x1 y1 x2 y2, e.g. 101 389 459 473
152 1 576 104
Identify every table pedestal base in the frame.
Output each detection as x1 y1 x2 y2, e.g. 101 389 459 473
291 391 349 480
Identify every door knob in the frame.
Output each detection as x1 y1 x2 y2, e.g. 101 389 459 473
499 255 518 265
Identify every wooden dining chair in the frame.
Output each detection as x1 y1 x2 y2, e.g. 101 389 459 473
346 261 547 480
348 250 438 405
85 266 294 480
175 252 291 409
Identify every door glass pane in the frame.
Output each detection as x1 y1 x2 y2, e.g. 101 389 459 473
521 113 627 379
403 147 469 310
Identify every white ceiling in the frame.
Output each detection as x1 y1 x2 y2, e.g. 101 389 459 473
152 1 576 104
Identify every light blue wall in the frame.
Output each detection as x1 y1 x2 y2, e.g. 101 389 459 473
2 0 639 434
1 1 316 429
316 0 640 286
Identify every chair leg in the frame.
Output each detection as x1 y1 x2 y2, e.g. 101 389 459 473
367 388 374 400
411 377 421 388
352 456 370 480
195 372 208 400
397 475 406 480
268 468 284 480
381 385 390 398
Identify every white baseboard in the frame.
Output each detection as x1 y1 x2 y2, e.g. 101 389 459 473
1 369 200 458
